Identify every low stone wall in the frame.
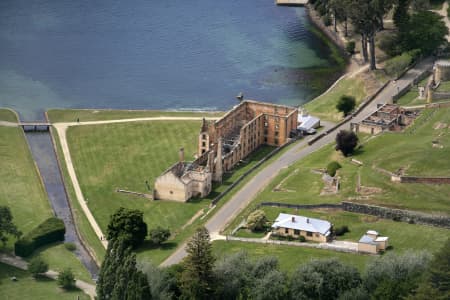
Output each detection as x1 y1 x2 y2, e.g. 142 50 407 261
432 91 450 101
259 202 342 210
341 201 450 229
391 176 450 184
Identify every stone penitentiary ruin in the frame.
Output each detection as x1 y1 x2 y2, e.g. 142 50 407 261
153 100 298 202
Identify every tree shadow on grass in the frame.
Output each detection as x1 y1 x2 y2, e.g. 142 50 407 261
135 240 178 254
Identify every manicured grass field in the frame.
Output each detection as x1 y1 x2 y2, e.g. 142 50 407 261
48 109 223 123
226 107 450 234
0 263 89 300
213 241 370 273
304 76 367 122
0 108 18 122
27 243 93 283
0 126 52 251
66 119 277 264
396 90 424 107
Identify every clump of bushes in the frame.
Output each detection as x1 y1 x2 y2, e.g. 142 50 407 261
299 235 306 242
58 268 75 290
64 242 76 252
327 161 342 177
345 41 356 54
246 210 268 232
334 225 349 236
15 217 65 257
28 256 49 277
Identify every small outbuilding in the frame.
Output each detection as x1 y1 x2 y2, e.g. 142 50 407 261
297 112 320 134
357 230 389 254
271 213 332 242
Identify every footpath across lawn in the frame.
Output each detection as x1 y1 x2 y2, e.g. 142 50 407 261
0 263 89 300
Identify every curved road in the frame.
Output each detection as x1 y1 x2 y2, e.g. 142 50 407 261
160 57 433 267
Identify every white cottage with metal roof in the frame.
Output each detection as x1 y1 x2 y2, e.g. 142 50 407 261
271 213 332 242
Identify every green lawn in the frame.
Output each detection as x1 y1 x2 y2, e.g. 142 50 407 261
436 80 450 92
65 119 278 265
52 128 106 263
0 126 52 251
0 263 89 300
213 241 370 273
27 243 93 283
396 90 425 107
226 107 450 235
0 108 18 122
48 109 223 123
304 76 367 122
218 206 449 273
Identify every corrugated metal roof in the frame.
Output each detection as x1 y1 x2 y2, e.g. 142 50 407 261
297 115 320 131
359 235 378 245
271 213 331 235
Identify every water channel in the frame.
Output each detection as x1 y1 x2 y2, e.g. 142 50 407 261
25 127 99 279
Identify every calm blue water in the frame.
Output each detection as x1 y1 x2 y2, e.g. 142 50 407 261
0 0 343 120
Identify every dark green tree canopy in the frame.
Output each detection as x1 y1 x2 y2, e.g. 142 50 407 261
106 207 148 248
149 226 170 246
181 226 215 300
336 95 356 116
335 130 359 157
0 205 21 245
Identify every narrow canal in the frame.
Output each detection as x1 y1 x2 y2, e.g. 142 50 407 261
24 128 99 279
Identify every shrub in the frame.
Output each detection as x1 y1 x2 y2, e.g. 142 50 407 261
107 207 147 248
14 217 65 257
334 225 349 236
246 210 268 232
322 15 332 26
336 95 356 116
149 227 171 245
28 256 48 277
64 242 76 251
326 161 342 177
384 52 414 77
335 130 359 157
299 236 306 242
345 41 356 54
58 268 75 290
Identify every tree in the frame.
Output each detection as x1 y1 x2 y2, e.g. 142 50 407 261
327 161 342 177
28 256 48 277
398 11 448 55
335 130 359 157
336 95 356 116
251 270 288 300
97 237 151 300
351 0 383 70
58 268 75 290
142 263 179 300
180 227 215 299
0 206 21 246
364 251 431 299
290 258 362 300
214 251 253 299
394 0 411 29
106 207 148 248
149 226 170 246
246 210 268 232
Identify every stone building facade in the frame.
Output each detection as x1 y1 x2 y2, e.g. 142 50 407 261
154 99 298 202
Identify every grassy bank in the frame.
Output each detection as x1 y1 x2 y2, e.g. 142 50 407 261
0 108 18 122
305 75 367 122
0 263 89 300
48 109 223 123
0 126 52 251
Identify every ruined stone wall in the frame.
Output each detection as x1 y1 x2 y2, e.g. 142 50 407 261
392 176 450 184
342 201 450 229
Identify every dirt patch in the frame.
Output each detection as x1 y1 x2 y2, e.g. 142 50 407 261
358 186 383 196
434 122 448 130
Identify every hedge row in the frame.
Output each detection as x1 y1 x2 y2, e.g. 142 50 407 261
14 217 65 257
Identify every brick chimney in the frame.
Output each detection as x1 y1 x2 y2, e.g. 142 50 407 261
306 218 309 223
291 216 295 222
179 147 185 163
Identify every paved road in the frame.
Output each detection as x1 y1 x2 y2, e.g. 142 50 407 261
160 57 433 267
